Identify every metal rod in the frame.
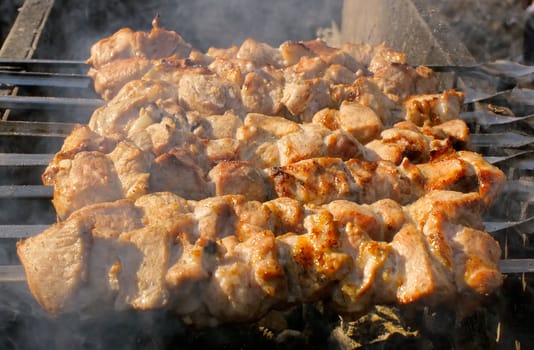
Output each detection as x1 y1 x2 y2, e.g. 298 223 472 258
0 70 91 88
485 217 534 233
0 266 26 282
0 153 52 166
0 225 49 238
0 120 76 137
486 152 534 170
500 259 534 274
0 217 526 240
0 95 104 109
427 61 534 79
0 58 87 68
0 259 531 283
469 132 534 148
461 111 534 126
0 185 52 198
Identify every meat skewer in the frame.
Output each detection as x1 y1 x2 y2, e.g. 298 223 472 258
86 19 464 134
16 190 502 326
16 21 507 329
87 19 439 110
259 150 505 208
42 116 495 220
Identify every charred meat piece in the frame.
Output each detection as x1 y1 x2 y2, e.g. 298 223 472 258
363 119 470 164
264 150 504 207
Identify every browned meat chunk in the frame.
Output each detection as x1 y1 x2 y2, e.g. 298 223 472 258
149 148 210 200
47 152 123 220
241 70 284 115
88 79 179 140
108 141 152 200
208 161 272 202
365 121 456 164
312 101 383 144
404 90 466 126
88 57 153 100
236 38 283 68
371 62 439 103
87 18 192 68
279 41 315 66
266 151 504 208
178 73 243 116
281 78 333 122
189 110 243 139
330 77 396 125
208 57 255 86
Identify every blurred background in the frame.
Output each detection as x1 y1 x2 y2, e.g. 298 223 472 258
1 0 532 63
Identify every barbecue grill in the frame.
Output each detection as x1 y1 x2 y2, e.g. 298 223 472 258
0 0 533 348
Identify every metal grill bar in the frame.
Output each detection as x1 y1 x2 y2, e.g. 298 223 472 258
469 132 534 148
461 111 534 126
485 217 534 233
500 259 534 273
0 266 26 282
427 61 534 78
0 185 52 198
0 70 91 88
486 151 533 164
0 153 52 166
0 58 87 69
0 95 104 109
0 120 76 137
0 225 49 238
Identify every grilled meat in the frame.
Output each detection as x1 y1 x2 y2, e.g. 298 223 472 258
264 151 504 207
17 190 502 325
43 119 503 219
86 20 444 130
20 23 507 326
87 17 192 69
43 115 478 219
88 57 153 100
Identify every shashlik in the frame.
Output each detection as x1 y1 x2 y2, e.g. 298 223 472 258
17 190 502 326
43 116 499 220
15 21 507 326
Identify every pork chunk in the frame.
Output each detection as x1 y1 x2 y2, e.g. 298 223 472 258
87 21 192 68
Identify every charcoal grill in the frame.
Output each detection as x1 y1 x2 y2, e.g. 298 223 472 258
0 0 533 349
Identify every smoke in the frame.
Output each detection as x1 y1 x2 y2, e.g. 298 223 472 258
35 0 342 60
